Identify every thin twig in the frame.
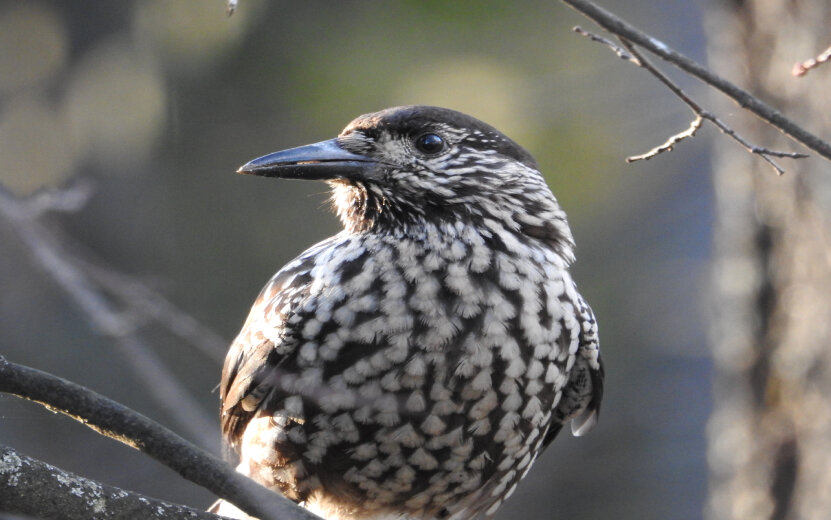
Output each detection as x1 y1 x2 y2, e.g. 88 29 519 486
700 111 801 175
620 38 807 175
793 45 831 77
573 24 807 175
561 0 831 162
0 357 323 520
0 186 219 448
24 178 94 216
78 259 228 364
0 444 224 520
7 184 227 363
626 116 704 162
573 26 636 63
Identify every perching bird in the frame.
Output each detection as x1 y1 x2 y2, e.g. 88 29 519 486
214 106 603 520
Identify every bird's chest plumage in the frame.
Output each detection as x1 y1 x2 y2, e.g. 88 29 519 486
237 227 582 519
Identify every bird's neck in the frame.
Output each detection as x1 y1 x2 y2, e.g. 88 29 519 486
329 181 575 266
329 180 449 235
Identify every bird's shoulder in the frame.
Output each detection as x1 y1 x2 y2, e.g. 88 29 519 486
219 233 368 442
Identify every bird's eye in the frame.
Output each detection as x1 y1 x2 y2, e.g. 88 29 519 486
414 133 445 155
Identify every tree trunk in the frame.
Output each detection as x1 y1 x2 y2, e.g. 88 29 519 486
706 1 831 519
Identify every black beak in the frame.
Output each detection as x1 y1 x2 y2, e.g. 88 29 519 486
237 138 375 181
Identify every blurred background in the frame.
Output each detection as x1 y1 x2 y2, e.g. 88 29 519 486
0 1 713 519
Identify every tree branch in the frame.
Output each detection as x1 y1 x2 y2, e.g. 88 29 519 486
0 357 323 520
0 185 222 448
625 116 704 163
793 44 831 77
0 445 224 520
561 0 831 163
77 258 228 365
618 37 806 175
572 26 806 174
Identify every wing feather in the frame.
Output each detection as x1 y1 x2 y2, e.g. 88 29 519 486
542 292 604 449
219 254 318 456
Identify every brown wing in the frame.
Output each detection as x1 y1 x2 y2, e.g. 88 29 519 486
219 255 316 458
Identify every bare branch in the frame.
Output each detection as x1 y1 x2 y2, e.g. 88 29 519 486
2 184 227 363
793 45 831 77
573 26 636 63
0 357 323 520
24 179 94 217
573 24 807 174
626 116 704 163
0 185 318 518
78 259 228 364
0 185 221 447
0 445 224 520
560 0 831 162
621 39 806 175
699 111 793 175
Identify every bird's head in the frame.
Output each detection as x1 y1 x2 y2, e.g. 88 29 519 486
239 105 575 262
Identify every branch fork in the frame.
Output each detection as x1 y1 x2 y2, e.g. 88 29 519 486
564 0 828 174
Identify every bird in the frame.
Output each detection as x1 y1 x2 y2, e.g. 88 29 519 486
212 105 603 520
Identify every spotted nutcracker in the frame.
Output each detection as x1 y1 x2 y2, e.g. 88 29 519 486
213 106 604 520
